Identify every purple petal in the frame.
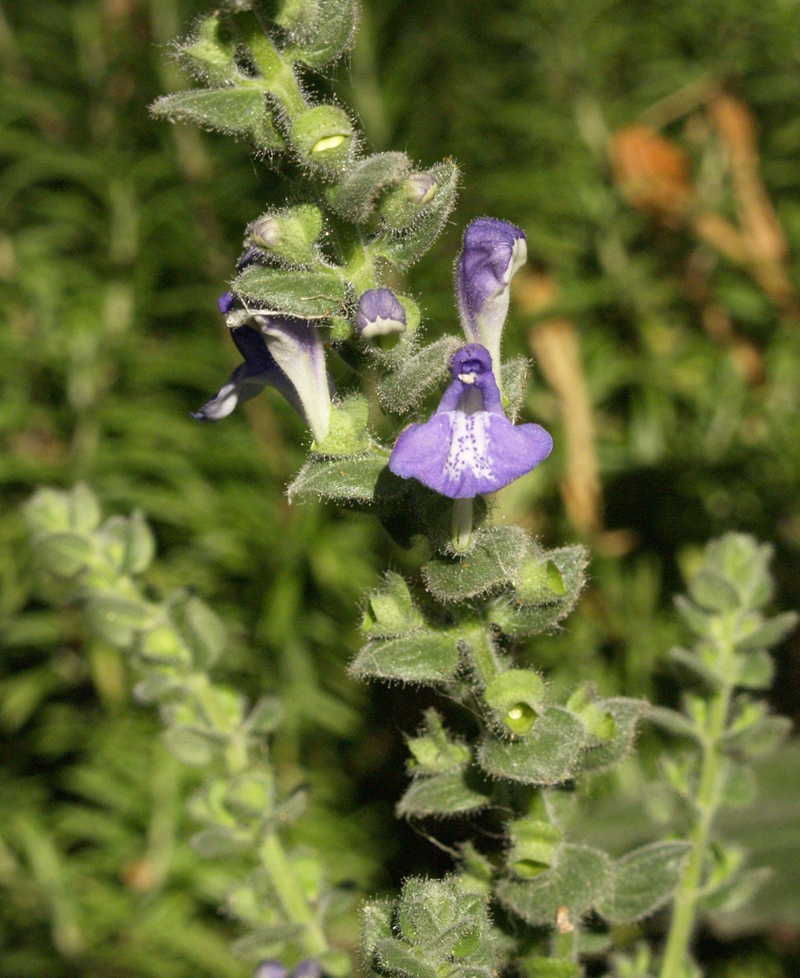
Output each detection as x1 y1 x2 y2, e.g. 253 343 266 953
256 316 332 443
356 288 407 338
389 342 552 498
191 325 297 421
254 963 289 978
218 292 235 314
456 218 527 372
292 961 323 978
390 412 551 498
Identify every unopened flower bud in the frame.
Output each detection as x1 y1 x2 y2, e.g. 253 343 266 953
356 288 407 339
404 171 438 205
248 215 283 250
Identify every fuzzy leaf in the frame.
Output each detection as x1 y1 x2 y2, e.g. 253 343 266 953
736 611 798 653
734 650 775 689
378 162 459 268
182 597 225 668
37 532 93 576
125 510 156 574
150 88 281 147
350 630 461 684
233 266 346 319
281 0 358 68
423 526 530 603
329 152 410 222
377 336 462 413
397 768 491 818
374 939 439 978
721 715 793 760
477 708 586 785
287 452 399 503
648 706 700 739
497 845 612 925
489 545 589 637
89 595 151 647
688 569 740 613
596 841 692 923
574 698 645 774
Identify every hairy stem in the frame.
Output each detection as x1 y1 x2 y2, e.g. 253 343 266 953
659 641 735 978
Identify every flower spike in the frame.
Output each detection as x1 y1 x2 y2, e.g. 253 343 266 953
388 344 552 498
456 218 527 374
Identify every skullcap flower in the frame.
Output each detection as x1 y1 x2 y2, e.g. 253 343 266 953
389 344 552 498
356 288 407 338
192 316 332 443
456 218 527 374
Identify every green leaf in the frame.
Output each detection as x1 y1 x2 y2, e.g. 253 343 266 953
350 630 462 684
688 569 740 613
281 0 358 67
361 899 394 953
125 510 156 574
329 152 410 222
68 483 102 533
164 727 216 766
37 532 93 577
377 336 462 413
648 706 700 740
397 768 491 818
575 698 645 774
722 715 793 760
245 696 284 734
497 845 612 925
89 595 151 647
734 650 775 689
363 572 424 638
423 526 530 603
150 88 281 148
233 266 346 319
477 708 586 785
596 841 692 923
736 611 798 653
674 595 715 639
287 452 399 503
489 545 589 637
378 162 459 268
182 597 226 668
373 938 439 978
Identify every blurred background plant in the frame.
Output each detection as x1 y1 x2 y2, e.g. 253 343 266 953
1 0 799 976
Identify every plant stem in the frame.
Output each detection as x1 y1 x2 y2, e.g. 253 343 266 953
659 653 735 978
259 832 329 957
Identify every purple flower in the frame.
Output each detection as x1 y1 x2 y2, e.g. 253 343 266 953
218 292 235 314
192 316 332 443
254 961 322 978
388 344 552 498
356 288 407 339
456 218 527 375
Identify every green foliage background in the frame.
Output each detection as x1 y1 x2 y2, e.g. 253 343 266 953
1 0 799 975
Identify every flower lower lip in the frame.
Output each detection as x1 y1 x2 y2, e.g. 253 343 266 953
458 372 477 384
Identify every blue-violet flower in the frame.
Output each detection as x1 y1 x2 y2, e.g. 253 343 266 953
389 344 552 498
193 315 332 443
356 288 407 338
456 218 527 375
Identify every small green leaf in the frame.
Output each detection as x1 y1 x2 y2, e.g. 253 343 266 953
329 152 410 222
363 572 424 638
37 532 93 577
245 696 284 733
648 706 700 740
377 336 462 413
373 938 439 978
68 483 102 533
350 630 461 684
736 611 798 653
722 715 793 760
377 162 459 267
688 570 740 613
164 727 216 766
575 698 645 774
150 88 282 147
287 452 398 503
182 597 225 668
125 510 156 574
89 595 151 647
477 708 586 785
361 899 394 953
497 844 612 925
233 265 346 319
596 841 692 923
674 595 715 639
397 768 491 818
423 526 530 603
281 0 358 67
